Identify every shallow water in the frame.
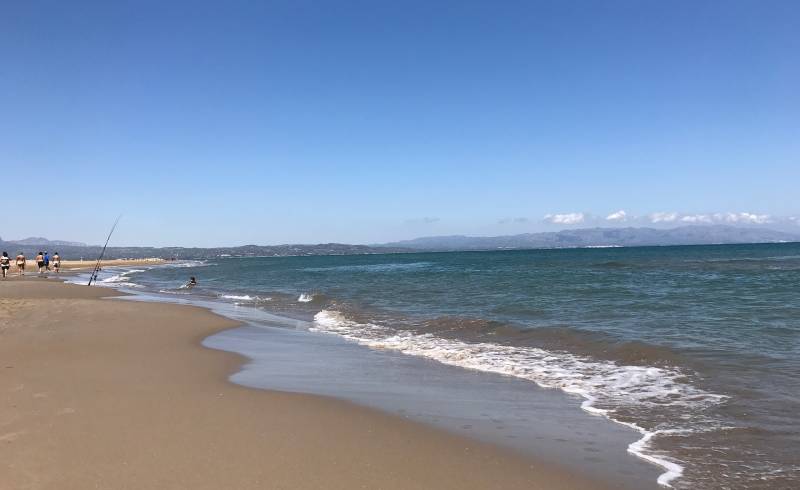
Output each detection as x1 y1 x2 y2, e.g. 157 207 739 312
75 243 800 489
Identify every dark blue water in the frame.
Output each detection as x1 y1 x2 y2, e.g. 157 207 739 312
87 243 800 489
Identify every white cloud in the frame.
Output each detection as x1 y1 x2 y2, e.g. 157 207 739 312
542 209 778 227
646 211 772 225
544 212 585 225
713 212 771 224
605 210 627 222
649 212 679 223
680 214 713 224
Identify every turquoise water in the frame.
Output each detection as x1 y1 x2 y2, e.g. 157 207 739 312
91 243 800 489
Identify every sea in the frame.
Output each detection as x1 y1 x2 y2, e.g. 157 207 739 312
70 243 800 489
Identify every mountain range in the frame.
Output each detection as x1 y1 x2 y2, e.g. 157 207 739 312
1 225 797 259
0 240 409 260
379 225 800 251
1 237 88 247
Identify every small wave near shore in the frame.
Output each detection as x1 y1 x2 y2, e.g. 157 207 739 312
310 309 728 487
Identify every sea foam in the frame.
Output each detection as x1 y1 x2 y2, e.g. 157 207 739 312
311 309 727 487
221 294 255 301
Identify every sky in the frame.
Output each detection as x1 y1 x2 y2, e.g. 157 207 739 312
1 1 798 247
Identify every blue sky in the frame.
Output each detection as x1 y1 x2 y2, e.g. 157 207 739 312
2 1 798 246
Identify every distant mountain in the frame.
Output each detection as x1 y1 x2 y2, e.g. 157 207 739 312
1 226 797 260
378 226 800 251
0 239 411 260
4 237 88 247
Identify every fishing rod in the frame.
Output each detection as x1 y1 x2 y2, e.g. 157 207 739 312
88 215 122 286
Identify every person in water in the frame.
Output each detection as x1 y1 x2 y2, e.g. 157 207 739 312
1 252 10 279
186 276 197 288
52 252 61 273
16 252 26 276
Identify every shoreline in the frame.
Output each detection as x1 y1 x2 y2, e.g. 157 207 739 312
2 258 164 275
61 262 664 488
0 279 612 489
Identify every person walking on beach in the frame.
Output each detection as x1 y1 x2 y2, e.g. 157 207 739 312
44 251 50 271
35 252 45 275
52 252 61 273
1 252 10 279
15 252 25 276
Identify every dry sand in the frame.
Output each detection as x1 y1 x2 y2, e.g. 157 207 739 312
0 279 608 489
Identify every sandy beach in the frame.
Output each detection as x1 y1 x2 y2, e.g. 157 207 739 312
5 258 163 276
0 279 606 489
58 258 165 270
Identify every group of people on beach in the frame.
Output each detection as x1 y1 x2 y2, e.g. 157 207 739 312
1 251 61 279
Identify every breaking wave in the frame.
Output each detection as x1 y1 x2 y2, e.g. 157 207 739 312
298 293 314 302
161 260 213 268
310 309 729 487
219 294 272 303
221 294 255 301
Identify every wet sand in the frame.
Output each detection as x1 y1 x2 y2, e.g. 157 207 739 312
0 279 608 489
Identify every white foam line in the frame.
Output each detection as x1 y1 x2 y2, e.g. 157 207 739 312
625 428 683 487
162 260 212 268
310 309 729 488
221 294 254 301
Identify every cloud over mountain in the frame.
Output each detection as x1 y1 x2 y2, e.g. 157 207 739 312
651 211 771 225
544 212 585 225
606 210 627 222
649 212 679 223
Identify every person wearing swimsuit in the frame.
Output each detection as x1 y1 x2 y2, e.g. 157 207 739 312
36 252 45 274
0 252 10 279
15 252 25 276
53 252 61 273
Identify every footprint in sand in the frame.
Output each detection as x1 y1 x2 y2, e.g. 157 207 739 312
0 431 25 443
57 408 76 415
32 392 48 399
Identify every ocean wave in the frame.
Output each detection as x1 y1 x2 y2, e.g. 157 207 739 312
221 294 255 301
100 268 145 283
123 283 145 288
100 274 127 284
310 309 729 488
689 255 800 263
157 289 192 295
419 319 686 366
161 260 213 268
298 293 314 302
220 294 272 302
